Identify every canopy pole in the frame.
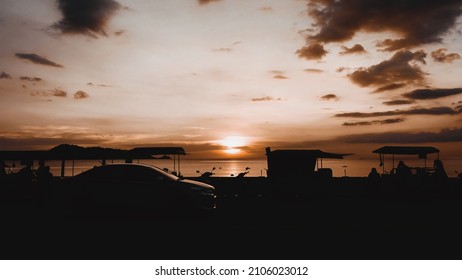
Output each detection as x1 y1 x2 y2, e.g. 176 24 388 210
173 154 177 173
60 160 65 178
392 154 395 174
381 154 385 174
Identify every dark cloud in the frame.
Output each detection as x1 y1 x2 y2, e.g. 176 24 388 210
304 68 323 73
114 30 125 36
0 71 12 79
213 48 232 52
273 75 288 80
74 90 90 99
52 89 68 97
336 67 349 73
348 50 426 89
339 44 366 55
31 88 67 98
431 48 461 63
402 88 462 100
19 76 42 82
296 43 328 60
259 6 273 12
305 0 462 51
338 127 462 144
15 53 63 68
382 99 415 106
87 82 112 87
321 94 339 101
251 96 285 102
53 0 122 37
372 83 406 93
335 107 459 118
198 0 221 5
342 118 405 126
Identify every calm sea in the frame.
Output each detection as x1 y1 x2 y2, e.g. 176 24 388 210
5 157 462 178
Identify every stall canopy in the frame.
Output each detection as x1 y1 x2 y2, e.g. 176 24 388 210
0 144 187 177
265 147 351 179
372 146 440 174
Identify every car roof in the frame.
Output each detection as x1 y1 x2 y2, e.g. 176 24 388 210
77 163 179 180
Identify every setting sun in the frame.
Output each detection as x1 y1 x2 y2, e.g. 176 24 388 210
219 136 248 155
224 148 241 155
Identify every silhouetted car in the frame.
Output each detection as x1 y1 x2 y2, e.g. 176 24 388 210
67 163 216 212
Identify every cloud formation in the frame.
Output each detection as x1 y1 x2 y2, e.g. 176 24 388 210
342 118 404 126
304 68 323 73
382 100 415 106
296 43 328 60
348 50 426 89
52 89 68 97
305 0 462 51
431 48 461 63
15 53 63 68
321 94 339 101
53 0 122 37
74 90 90 99
335 107 460 118
251 96 285 102
0 71 12 79
340 44 366 55
372 83 406 93
20 76 42 82
338 127 462 144
198 0 221 5
273 75 288 80
87 82 112 87
30 88 68 98
213 48 232 52
259 6 273 12
402 88 462 100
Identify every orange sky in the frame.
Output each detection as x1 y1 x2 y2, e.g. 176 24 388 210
1 0 462 159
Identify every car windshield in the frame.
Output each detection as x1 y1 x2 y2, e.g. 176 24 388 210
148 165 181 181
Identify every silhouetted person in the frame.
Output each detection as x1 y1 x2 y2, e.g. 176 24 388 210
37 160 53 184
395 160 411 177
367 167 381 185
16 162 35 185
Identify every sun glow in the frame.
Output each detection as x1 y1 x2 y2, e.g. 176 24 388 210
219 136 248 155
224 148 241 155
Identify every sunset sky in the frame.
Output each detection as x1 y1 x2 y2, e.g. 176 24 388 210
1 0 462 159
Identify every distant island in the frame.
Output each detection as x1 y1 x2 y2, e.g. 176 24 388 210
153 155 172 160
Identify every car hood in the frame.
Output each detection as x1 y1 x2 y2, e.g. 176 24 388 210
179 179 215 190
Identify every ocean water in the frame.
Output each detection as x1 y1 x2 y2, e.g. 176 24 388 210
5 156 462 178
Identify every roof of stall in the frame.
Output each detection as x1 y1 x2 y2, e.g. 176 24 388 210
372 146 439 155
0 144 186 161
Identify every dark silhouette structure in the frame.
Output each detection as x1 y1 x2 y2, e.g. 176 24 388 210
37 160 53 184
0 144 187 178
0 160 6 178
396 160 412 177
367 167 381 185
265 147 351 196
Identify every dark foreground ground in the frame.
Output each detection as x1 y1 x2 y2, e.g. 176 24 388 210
1 176 462 260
